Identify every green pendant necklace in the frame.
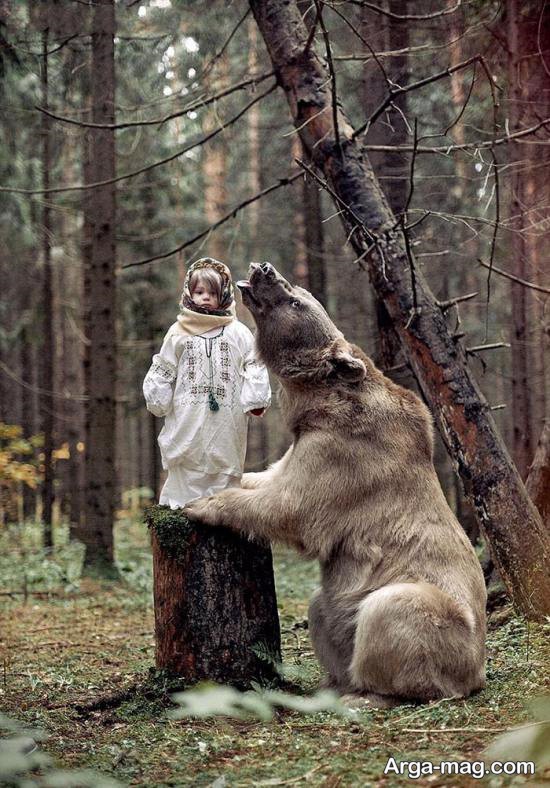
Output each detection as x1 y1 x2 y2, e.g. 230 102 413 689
204 329 223 412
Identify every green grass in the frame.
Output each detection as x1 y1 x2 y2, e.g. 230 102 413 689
0 515 549 786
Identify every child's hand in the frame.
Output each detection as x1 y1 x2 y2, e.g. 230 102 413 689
249 408 265 417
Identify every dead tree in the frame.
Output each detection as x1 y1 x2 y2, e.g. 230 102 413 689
146 506 281 686
249 0 550 619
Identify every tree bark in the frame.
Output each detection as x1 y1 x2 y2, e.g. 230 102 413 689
40 27 54 549
82 0 117 575
507 0 534 479
506 0 550 475
526 422 550 529
249 0 550 619
202 53 229 263
245 16 270 476
147 506 281 685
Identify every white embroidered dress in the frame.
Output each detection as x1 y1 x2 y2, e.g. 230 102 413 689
143 319 271 508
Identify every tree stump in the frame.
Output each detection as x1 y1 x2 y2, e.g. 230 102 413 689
146 505 281 687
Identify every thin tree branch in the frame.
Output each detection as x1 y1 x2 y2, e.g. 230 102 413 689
0 360 88 401
466 342 510 353
201 6 250 79
443 61 477 136
484 149 501 338
295 158 377 245
321 7 502 63
354 55 483 138
360 117 550 153
9 33 81 57
35 70 274 130
400 118 419 316
303 4 321 54
326 3 392 90
122 172 302 269
1 83 276 196
438 292 479 311
478 260 550 294
328 0 463 21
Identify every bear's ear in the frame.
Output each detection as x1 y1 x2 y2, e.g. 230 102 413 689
328 341 367 382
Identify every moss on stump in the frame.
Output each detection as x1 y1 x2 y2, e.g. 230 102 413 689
146 504 281 688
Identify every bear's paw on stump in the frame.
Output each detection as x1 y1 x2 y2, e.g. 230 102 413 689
146 505 281 688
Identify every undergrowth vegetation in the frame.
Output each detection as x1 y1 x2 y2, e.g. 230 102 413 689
0 513 549 786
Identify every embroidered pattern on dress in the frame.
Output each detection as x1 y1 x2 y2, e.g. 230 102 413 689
173 333 242 409
219 340 230 382
190 383 226 398
187 348 197 381
151 359 176 382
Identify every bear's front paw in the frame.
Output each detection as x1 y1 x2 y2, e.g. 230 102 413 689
183 496 224 527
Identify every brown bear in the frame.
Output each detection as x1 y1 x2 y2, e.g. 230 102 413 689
184 262 486 706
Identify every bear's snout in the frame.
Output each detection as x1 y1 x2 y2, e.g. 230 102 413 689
248 261 276 282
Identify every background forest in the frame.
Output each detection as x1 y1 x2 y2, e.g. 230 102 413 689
0 0 549 785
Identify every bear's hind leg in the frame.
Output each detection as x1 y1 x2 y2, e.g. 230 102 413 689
309 589 354 693
349 582 484 702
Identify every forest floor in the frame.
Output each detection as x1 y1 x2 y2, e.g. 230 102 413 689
0 514 549 787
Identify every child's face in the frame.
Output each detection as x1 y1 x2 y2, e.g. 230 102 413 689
191 280 220 310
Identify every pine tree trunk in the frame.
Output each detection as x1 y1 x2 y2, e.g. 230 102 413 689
507 0 550 464
82 0 117 575
507 0 534 479
202 54 229 263
147 506 281 685
40 28 55 549
57 142 85 539
249 0 550 619
246 19 270 475
526 422 550 529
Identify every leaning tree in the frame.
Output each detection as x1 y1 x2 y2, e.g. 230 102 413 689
248 0 550 619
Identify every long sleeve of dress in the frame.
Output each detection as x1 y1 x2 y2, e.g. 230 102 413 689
240 331 271 413
143 330 180 417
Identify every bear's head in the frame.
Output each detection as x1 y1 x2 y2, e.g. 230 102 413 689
237 262 366 385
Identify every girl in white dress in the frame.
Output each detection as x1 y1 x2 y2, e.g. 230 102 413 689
143 258 271 509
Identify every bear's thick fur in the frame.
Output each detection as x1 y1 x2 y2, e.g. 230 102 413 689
184 262 486 705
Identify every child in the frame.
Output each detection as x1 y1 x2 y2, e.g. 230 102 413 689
143 258 271 509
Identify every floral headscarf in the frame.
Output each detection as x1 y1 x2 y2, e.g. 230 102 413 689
179 258 234 317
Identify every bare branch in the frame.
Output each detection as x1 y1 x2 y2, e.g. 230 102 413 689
303 3 320 54
328 0 463 21
321 9 503 63
438 292 479 311
443 61 477 137
1 83 276 196
397 119 420 316
484 149 501 338
467 342 510 353
295 158 377 246
122 172 302 269
354 55 484 138
35 70 275 130
478 259 550 294
326 4 392 91
202 6 251 79
360 116 550 153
